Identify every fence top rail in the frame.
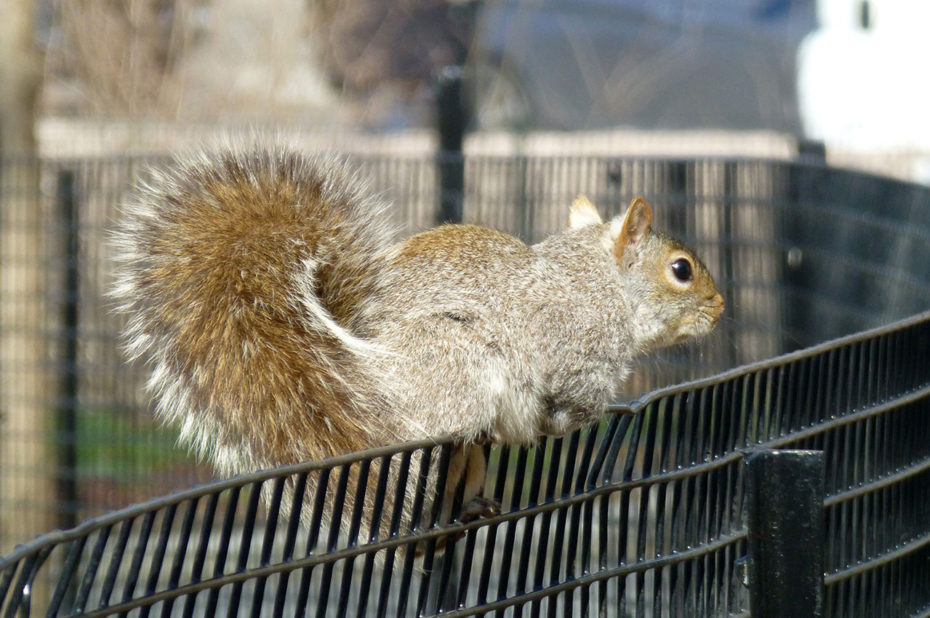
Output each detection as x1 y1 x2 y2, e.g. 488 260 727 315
0 436 452 568
629 308 930 412
0 150 885 170
3 306 928 572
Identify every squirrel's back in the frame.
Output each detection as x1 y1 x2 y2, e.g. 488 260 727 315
112 146 397 473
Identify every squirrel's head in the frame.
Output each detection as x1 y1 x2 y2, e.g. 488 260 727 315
571 195 725 349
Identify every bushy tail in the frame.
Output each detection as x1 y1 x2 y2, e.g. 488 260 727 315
111 144 396 475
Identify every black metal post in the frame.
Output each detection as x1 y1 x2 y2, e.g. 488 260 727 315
436 65 467 225
665 159 688 234
796 139 827 163
57 168 79 533
721 161 738 368
745 449 825 618
782 141 825 354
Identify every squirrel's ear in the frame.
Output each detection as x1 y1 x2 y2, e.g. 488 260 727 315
569 195 603 228
611 197 653 264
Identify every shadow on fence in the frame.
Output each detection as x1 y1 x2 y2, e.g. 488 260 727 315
1 151 929 616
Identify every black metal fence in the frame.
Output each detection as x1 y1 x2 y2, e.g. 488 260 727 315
1 152 929 616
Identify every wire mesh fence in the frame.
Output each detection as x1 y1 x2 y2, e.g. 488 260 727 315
1 152 929 615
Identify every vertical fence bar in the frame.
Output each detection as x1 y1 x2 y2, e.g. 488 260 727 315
56 168 80 535
745 449 825 618
435 65 467 225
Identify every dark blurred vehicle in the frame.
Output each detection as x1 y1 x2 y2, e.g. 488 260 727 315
466 0 816 132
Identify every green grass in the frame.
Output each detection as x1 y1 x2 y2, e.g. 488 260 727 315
70 408 195 479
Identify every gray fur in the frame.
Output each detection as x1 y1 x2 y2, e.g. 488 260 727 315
111 143 723 539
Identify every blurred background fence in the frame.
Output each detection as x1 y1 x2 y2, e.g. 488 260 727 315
1 146 930 615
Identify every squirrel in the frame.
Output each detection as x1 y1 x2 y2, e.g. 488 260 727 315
111 143 724 544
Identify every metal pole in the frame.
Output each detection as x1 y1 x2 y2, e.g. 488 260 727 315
57 168 79 533
745 449 825 618
436 65 467 225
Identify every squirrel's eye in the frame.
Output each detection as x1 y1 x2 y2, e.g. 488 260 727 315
670 258 693 283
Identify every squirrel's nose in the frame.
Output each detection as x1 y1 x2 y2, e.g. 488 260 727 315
709 293 725 322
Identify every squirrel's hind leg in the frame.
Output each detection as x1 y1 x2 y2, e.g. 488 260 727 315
426 443 500 554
